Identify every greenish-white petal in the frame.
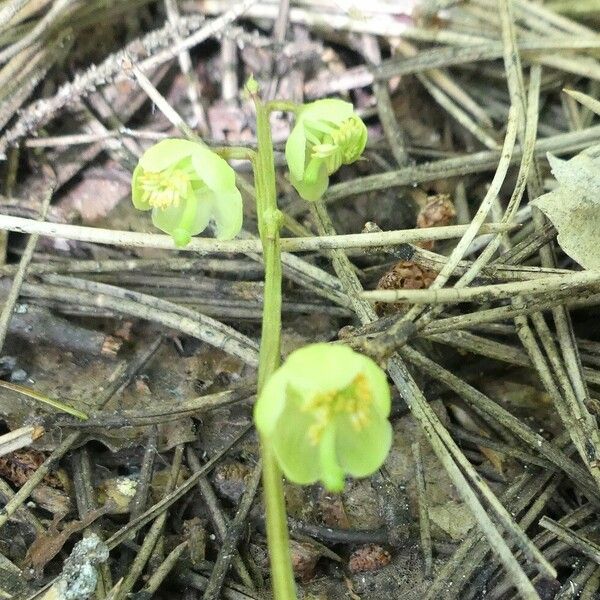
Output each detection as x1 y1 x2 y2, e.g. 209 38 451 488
254 368 289 437
285 121 308 182
131 164 151 211
139 139 200 171
271 391 320 485
290 168 329 202
359 357 391 417
318 427 345 492
335 410 392 478
151 195 212 244
303 157 324 184
283 344 362 398
298 99 355 126
207 189 244 240
190 146 238 195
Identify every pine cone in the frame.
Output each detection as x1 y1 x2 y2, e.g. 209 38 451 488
416 194 456 250
375 261 437 315
348 544 392 573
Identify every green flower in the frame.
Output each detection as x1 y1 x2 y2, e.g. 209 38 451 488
132 139 243 247
285 99 367 201
254 343 392 492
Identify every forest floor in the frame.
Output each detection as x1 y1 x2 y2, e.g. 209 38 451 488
2 1 600 599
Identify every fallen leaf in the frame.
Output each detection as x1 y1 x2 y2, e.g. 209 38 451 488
532 152 600 269
290 540 323 582
428 501 475 541
24 504 111 578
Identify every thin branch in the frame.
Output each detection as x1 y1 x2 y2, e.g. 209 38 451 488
0 186 52 350
362 270 600 304
0 215 513 253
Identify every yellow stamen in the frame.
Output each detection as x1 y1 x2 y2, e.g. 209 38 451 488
301 373 373 444
309 115 366 175
137 168 194 210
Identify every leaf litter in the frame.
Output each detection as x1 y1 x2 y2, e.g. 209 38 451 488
2 1 600 599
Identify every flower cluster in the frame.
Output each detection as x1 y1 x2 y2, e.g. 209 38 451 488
131 100 367 246
254 344 392 491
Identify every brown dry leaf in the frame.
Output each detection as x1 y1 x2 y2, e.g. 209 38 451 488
290 540 323 583
0 340 217 452
24 504 111 578
54 160 130 224
0 334 122 430
0 448 65 489
377 261 437 291
31 485 72 517
0 441 72 516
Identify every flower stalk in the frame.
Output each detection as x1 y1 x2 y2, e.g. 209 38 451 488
251 90 296 600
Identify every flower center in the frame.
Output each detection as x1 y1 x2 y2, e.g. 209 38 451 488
138 166 195 210
307 115 366 175
301 373 373 445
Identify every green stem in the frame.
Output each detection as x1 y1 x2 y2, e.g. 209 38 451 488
267 100 301 114
212 146 257 162
253 95 296 599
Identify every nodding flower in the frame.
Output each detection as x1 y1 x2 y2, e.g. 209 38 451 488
132 139 243 247
285 99 368 201
254 343 392 492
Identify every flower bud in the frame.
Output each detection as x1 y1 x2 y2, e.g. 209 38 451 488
285 99 368 201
